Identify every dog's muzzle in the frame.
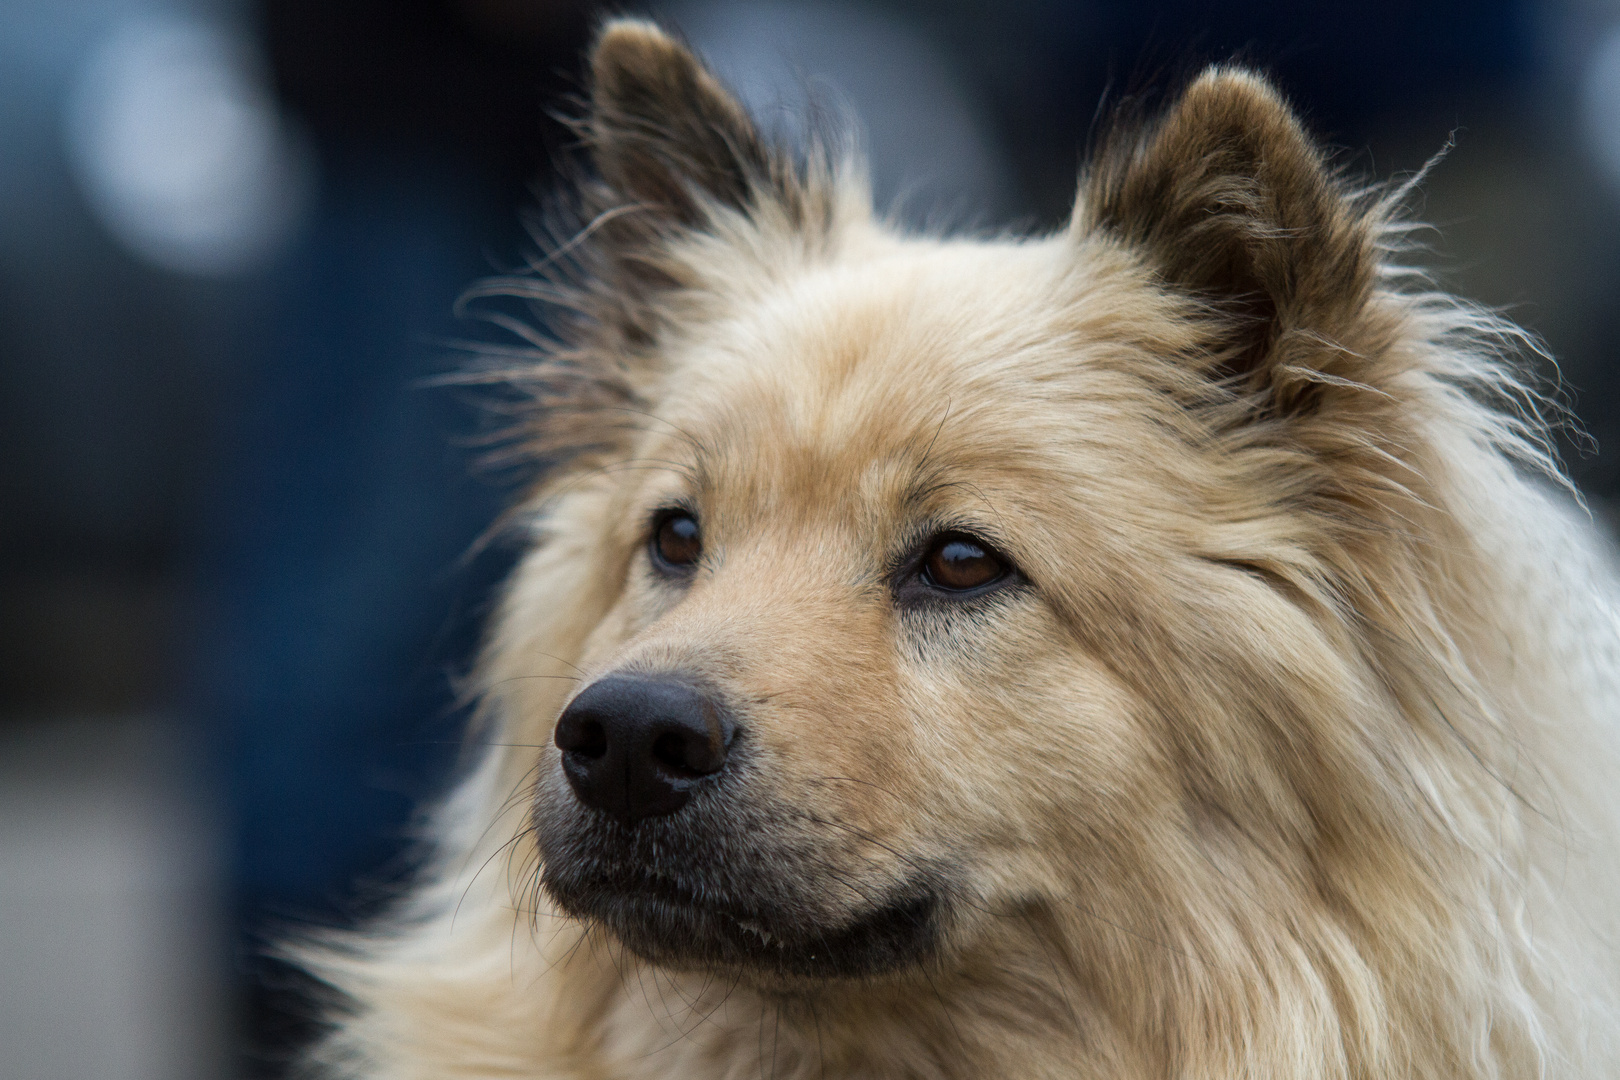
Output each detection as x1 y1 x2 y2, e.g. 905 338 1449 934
538 671 947 979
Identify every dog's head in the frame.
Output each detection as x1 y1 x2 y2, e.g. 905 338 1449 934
486 20 1497 1004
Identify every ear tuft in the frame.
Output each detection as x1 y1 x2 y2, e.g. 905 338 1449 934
1081 66 1379 390
587 19 777 225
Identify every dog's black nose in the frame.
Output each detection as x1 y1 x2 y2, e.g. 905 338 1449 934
553 676 734 821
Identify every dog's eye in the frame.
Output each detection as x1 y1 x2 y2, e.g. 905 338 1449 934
920 534 1007 592
651 511 702 572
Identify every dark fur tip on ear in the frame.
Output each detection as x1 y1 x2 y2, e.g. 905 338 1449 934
1080 65 1379 386
587 18 774 224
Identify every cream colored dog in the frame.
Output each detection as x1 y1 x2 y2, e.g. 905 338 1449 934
301 20 1620 1079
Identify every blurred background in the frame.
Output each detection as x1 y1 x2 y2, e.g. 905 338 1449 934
2 0 1618 1075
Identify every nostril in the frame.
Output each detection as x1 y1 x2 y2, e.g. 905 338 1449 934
555 715 608 759
572 721 607 759
649 731 689 774
650 729 722 777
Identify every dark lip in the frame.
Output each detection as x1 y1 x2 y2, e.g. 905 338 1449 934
543 867 943 980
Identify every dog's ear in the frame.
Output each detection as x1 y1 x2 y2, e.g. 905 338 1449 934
586 19 791 228
1079 67 1381 403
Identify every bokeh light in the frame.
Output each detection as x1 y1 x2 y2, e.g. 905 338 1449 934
63 14 314 276
1582 21 1620 187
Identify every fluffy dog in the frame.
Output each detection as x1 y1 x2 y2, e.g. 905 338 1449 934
300 19 1620 1078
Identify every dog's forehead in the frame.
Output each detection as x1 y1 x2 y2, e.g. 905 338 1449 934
643 236 1186 524
663 242 1109 451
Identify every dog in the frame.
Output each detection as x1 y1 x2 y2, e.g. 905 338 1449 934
298 19 1620 1078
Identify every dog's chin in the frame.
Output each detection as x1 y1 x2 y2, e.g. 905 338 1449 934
542 869 944 981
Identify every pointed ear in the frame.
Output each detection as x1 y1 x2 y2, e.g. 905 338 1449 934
586 19 789 226
1079 68 1381 400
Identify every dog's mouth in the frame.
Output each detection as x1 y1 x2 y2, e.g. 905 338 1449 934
533 743 952 980
542 863 944 979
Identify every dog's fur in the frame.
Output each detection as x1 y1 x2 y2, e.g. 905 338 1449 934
300 20 1620 1079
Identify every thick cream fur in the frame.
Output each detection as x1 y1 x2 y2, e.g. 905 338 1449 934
297 22 1620 1080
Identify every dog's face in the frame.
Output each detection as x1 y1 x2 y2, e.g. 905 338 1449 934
505 22 1420 991
532 240 1197 979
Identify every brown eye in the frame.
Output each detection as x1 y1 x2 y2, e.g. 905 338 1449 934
651 511 702 572
921 534 1006 592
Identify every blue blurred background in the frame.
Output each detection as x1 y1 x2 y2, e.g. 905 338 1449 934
2 1 1618 1076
